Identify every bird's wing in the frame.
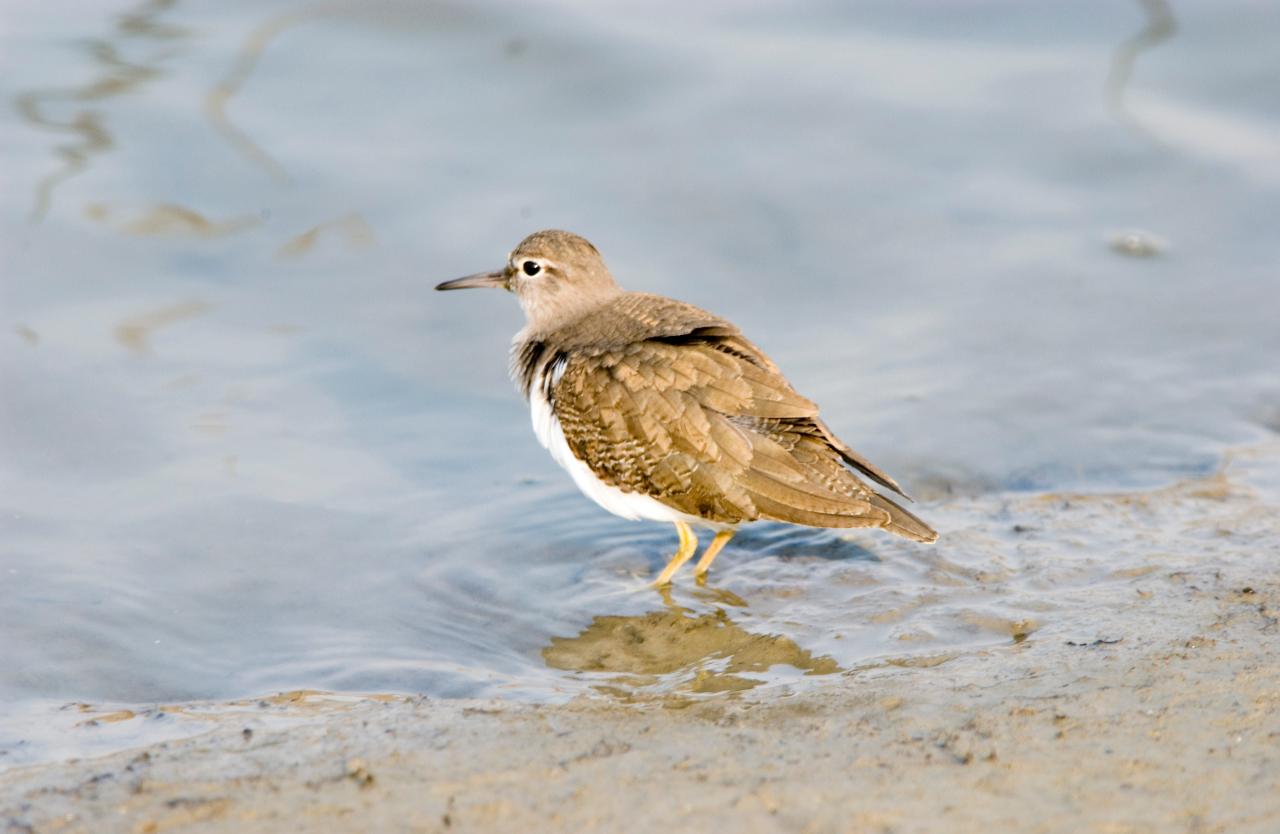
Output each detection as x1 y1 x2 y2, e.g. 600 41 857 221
679 327 912 500
551 330 897 529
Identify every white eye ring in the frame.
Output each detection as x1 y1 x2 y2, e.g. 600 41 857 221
522 260 541 276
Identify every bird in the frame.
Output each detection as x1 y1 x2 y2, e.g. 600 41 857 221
436 230 937 586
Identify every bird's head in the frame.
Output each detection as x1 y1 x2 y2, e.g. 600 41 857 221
436 229 621 330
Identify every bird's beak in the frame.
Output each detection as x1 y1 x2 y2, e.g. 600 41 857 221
435 269 508 291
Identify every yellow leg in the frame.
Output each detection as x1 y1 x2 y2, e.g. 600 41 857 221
693 530 735 583
653 521 698 586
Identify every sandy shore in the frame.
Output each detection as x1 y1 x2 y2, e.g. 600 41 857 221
5 447 1279 833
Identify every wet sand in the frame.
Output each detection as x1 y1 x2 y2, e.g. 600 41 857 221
5 445 1279 834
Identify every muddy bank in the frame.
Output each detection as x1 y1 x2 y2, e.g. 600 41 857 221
4 445 1279 833
3 577 1276 833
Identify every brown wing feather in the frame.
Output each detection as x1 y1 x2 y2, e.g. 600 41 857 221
544 294 936 540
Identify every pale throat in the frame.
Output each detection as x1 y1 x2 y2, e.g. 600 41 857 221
515 282 621 334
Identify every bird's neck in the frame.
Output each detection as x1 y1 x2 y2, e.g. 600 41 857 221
517 284 622 336
509 290 621 401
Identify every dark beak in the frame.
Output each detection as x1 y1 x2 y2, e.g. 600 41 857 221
435 269 507 291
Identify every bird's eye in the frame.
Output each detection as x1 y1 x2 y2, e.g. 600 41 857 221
522 260 541 276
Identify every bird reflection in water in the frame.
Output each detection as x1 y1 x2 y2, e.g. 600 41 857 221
541 587 840 699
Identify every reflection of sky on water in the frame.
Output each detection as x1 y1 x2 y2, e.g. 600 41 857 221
2 0 1279 760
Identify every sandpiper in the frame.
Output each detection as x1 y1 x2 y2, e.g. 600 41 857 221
436 230 937 585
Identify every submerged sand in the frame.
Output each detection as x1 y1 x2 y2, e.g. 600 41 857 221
4 445 1279 833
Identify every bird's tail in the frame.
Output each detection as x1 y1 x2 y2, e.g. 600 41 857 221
868 493 938 543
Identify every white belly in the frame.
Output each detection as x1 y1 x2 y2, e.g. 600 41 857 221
528 384 709 526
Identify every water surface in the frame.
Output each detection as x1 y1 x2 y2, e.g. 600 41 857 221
2 0 1279 767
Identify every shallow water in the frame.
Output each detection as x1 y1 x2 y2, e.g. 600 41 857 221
2 0 1279 767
